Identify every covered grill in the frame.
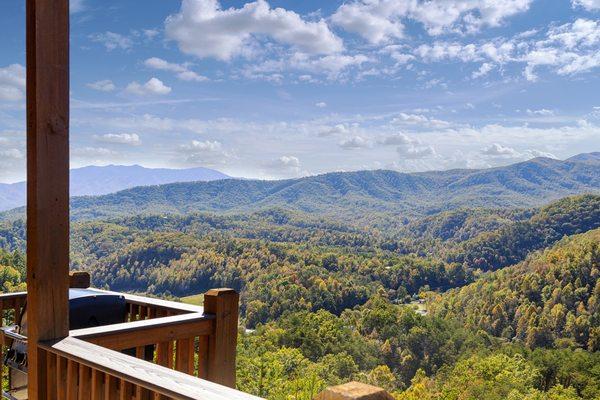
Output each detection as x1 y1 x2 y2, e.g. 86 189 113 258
2 289 127 400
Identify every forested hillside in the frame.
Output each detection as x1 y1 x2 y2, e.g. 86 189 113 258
445 195 600 271
0 247 25 292
431 228 600 350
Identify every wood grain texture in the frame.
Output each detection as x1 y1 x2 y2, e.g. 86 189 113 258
40 337 264 400
26 0 70 398
204 289 239 388
71 313 214 350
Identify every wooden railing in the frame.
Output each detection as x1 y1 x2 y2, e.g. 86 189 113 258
0 286 243 399
39 336 261 400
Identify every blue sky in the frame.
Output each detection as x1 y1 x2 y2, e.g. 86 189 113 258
0 0 599 182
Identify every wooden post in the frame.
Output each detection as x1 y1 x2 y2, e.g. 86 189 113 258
203 289 239 388
69 271 91 289
26 0 70 398
315 382 395 400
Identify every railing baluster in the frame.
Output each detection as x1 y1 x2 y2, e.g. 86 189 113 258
57 355 68 399
156 341 171 368
120 380 133 400
105 375 118 400
175 339 191 373
67 359 79 400
47 351 58 400
92 369 104 400
79 365 92 400
197 335 209 379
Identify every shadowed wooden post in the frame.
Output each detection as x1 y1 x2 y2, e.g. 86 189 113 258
315 382 394 400
70 271 91 289
26 0 70 398
204 288 239 388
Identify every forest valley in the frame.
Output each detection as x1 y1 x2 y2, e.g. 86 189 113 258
1 194 599 399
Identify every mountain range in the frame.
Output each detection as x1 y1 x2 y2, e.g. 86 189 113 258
2 154 598 222
0 165 229 211
42 154 600 222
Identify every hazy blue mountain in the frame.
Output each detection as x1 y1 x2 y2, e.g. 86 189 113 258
567 152 600 163
28 154 596 222
0 165 229 211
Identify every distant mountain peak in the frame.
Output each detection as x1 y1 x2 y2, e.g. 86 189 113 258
0 165 230 212
567 152 600 163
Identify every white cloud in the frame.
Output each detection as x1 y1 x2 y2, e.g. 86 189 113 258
332 0 533 41
95 133 141 146
126 78 172 96
0 148 24 159
165 0 343 61
414 40 514 64
332 1 405 44
315 102 327 108
0 64 26 101
397 144 436 159
181 140 223 152
480 143 558 160
572 0 600 10
545 19 600 49
415 42 480 62
526 108 555 116
86 80 116 92
89 32 133 51
525 149 557 159
481 143 519 156
394 113 429 124
379 133 416 145
144 57 208 82
405 19 600 81
143 29 160 40
524 19 600 79
72 147 117 157
472 62 494 78
392 113 451 129
71 0 86 14
390 52 415 64
318 124 349 137
265 155 301 172
290 53 369 79
243 52 370 81
179 139 228 166
340 135 371 149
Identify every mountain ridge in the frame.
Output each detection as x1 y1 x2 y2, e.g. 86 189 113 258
10 154 595 222
0 164 230 211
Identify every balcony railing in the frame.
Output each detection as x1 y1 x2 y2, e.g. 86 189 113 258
0 279 261 400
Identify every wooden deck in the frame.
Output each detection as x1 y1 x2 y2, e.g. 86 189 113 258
1 288 256 400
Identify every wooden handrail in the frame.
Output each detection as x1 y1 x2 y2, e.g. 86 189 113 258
71 313 214 350
40 336 263 400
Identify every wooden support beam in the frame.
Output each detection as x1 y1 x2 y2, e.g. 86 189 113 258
204 289 239 388
26 0 70 398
